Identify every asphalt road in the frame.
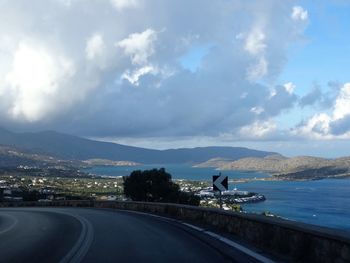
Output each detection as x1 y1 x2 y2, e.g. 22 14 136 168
0 207 272 263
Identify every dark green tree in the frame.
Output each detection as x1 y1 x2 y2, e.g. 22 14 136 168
123 168 199 205
21 189 41 201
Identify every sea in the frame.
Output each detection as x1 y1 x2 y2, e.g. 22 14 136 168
84 164 350 232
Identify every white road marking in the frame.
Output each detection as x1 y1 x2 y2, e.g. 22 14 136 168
120 209 276 263
181 222 204 232
204 231 275 263
21 208 94 263
0 214 18 235
59 213 94 263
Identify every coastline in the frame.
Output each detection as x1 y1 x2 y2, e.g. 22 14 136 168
85 164 350 183
80 164 350 231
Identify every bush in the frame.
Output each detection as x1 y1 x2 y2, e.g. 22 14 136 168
123 168 199 206
178 192 200 206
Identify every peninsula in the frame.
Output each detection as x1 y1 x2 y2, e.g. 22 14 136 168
195 155 350 181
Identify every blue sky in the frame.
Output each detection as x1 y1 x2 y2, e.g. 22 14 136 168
180 45 212 73
0 0 350 157
274 1 350 133
280 1 350 95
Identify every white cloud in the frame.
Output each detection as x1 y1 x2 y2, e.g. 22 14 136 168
117 29 157 65
0 0 310 140
295 83 350 139
296 113 332 139
246 56 268 81
333 83 350 120
110 0 141 11
242 25 269 81
4 41 75 121
250 106 265 115
121 65 158 86
117 29 160 86
283 82 295 94
291 6 308 21
244 27 266 56
86 34 105 61
239 120 277 138
269 88 277 98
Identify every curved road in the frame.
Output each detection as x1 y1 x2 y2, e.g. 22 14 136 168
0 208 273 263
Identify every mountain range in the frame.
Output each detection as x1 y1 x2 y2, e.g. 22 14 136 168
0 128 274 164
1 127 350 180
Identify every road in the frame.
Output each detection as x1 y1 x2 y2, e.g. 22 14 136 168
0 207 274 263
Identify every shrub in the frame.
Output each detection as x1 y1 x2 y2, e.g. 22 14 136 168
123 168 199 206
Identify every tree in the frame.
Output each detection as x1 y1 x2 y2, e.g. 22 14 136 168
123 168 199 205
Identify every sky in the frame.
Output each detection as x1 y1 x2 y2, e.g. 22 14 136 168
0 0 350 157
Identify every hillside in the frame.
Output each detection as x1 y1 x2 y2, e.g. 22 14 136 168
0 128 275 164
0 145 79 168
196 155 350 180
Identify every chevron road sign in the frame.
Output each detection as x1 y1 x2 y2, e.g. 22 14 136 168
213 173 228 192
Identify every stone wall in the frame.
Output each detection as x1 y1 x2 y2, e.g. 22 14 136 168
1 200 349 263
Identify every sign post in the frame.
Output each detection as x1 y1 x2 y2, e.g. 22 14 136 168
212 173 228 209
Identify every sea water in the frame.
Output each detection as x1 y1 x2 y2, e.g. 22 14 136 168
84 164 350 232
84 164 268 180
239 179 350 232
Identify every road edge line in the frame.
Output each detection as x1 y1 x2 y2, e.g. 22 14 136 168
118 209 276 263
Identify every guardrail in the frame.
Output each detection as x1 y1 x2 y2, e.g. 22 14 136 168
1 200 349 263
